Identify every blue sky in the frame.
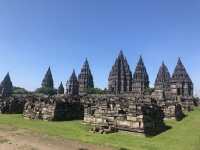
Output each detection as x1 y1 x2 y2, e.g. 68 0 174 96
0 0 199 95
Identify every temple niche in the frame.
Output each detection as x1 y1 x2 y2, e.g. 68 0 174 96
108 51 132 94
132 56 149 95
78 59 94 94
170 58 193 97
66 70 79 96
152 62 171 99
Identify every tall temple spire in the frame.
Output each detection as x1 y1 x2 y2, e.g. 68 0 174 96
154 62 171 91
108 50 132 94
171 58 193 96
78 59 94 94
138 55 144 65
66 70 79 95
42 67 54 89
57 82 64 94
172 58 192 83
0 72 13 97
132 56 149 94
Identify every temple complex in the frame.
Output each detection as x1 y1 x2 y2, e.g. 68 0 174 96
132 56 149 95
108 51 132 94
66 70 79 95
0 51 195 135
78 59 94 94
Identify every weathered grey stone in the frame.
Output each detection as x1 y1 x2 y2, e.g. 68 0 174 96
23 95 83 121
0 95 26 114
78 59 94 94
57 82 64 94
66 70 79 96
132 56 149 95
108 51 132 94
42 67 54 89
0 73 13 97
82 94 166 135
170 58 193 97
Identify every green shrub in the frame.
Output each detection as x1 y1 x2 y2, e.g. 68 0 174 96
85 88 106 94
13 87 29 95
35 87 57 96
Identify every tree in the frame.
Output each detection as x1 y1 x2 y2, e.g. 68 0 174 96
35 87 57 96
85 88 106 94
13 87 29 95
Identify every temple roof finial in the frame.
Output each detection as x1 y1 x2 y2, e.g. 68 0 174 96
118 50 124 58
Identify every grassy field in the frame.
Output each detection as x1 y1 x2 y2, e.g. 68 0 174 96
0 108 200 150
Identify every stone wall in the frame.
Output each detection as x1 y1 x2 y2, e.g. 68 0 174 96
0 95 26 114
82 94 166 135
23 95 83 121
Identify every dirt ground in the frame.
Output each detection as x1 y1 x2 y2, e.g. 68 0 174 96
0 126 114 150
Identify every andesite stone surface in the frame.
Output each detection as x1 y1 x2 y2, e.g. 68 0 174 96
108 51 132 94
66 70 79 96
132 56 149 95
78 59 94 94
0 73 13 97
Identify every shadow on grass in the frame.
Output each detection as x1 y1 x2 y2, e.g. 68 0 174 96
79 148 88 150
119 148 129 150
144 125 172 137
176 114 186 121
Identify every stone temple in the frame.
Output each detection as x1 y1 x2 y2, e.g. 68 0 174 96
108 51 132 94
78 59 94 94
170 58 193 97
153 62 171 99
57 82 64 94
66 70 79 96
132 56 149 95
0 73 13 97
155 62 171 91
42 67 54 89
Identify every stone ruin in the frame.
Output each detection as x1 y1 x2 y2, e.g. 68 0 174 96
82 51 195 135
0 95 26 114
0 73 26 114
23 95 83 121
83 94 166 135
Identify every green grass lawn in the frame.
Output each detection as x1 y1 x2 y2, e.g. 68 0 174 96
0 108 200 150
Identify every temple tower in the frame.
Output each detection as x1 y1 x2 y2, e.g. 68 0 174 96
57 82 64 94
42 67 54 89
132 56 149 94
155 62 171 91
66 70 79 95
108 50 132 94
170 58 193 97
0 73 13 97
78 59 94 94
152 62 171 99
